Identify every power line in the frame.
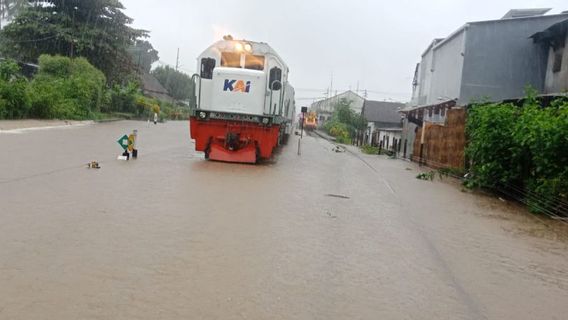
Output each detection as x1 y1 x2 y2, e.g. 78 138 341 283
1 34 58 43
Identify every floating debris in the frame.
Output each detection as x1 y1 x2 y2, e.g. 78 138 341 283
87 161 100 169
325 194 350 199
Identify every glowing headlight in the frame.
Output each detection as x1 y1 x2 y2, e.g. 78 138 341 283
235 43 243 51
244 43 253 52
262 117 270 125
198 111 207 119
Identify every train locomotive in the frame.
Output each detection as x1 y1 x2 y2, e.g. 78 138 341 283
303 111 318 131
189 38 295 163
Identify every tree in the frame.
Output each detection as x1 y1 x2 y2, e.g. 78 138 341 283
151 65 194 101
0 0 28 29
0 0 147 83
128 40 159 73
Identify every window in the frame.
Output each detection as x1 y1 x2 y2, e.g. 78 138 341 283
244 55 265 70
552 51 563 73
221 52 241 68
269 67 282 90
200 58 215 79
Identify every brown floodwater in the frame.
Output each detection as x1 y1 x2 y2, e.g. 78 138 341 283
1 121 567 319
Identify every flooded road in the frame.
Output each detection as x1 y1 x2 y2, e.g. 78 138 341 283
1 121 567 319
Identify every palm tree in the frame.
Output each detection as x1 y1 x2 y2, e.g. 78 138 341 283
0 0 28 29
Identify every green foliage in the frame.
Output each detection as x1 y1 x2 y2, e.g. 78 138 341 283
0 0 147 84
151 65 194 101
466 95 568 215
0 0 28 28
361 144 379 155
416 171 436 181
28 55 106 119
0 59 30 118
323 98 366 144
128 40 159 73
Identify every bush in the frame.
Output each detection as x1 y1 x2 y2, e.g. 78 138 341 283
0 59 30 119
28 55 106 119
361 144 379 154
466 95 568 215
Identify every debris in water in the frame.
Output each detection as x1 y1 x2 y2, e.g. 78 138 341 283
416 171 435 181
325 194 350 199
87 161 100 169
332 145 346 153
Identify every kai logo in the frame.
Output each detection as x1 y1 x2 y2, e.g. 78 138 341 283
223 79 251 93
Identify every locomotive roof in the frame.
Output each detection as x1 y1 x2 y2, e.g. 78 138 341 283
199 39 289 70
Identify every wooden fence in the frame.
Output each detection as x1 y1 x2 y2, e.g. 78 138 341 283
412 109 466 169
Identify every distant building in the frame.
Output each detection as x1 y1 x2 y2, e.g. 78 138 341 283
309 90 364 124
532 18 568 93
141 73 173 102
361 100 405 146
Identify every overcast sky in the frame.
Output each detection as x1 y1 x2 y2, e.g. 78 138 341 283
121 0 567 104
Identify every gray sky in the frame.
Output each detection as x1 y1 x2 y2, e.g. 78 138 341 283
121 0 567 104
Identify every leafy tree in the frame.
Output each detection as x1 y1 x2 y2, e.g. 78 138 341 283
151 65 194 101
323 98 367 143
128 40 159 73
0 0 147 83
0 0 28 29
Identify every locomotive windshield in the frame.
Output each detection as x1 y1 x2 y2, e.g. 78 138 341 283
244 55 265 70
221 52 265 70
221 52 241 68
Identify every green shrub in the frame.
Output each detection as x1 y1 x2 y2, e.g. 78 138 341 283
466 95 568 215
28 55 106 119
361 144 379 154
0 59 30 119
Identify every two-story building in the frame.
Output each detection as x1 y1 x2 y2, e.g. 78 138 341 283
309 90 365 125
402 9 568 162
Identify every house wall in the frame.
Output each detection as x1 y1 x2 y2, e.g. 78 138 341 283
401 119 417 159
418 47 436 105
544 31 568 93
309 91 364 115
378 130 402 151
428 31 466 105
460 16 568 103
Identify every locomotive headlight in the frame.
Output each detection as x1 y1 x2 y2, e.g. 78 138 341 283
235 42 243 51
261 117 270 125
244 43 253 52
198 111 207 119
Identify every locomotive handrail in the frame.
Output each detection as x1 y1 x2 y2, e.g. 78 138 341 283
279 82 286 116
191 73 202 110
269 80 282 115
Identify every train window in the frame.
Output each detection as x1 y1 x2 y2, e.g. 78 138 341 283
269 67 282 90
244 55 265 70
221 52 242 68
200 58 215 79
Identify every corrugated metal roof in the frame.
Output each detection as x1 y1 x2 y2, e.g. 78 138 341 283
502 8 551 19
362 100 405 123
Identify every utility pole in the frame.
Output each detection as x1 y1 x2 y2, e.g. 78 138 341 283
175 48 180 71
330 72 334 98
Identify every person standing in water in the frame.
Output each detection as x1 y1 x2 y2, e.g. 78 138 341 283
153 112 158 125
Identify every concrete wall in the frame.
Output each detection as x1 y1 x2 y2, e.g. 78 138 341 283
378 130 403 151
418 47 436 105
429 31 466 105
309 91 365 114
401 119 417 159
544 32 568 93
460 16 568 104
